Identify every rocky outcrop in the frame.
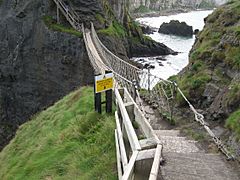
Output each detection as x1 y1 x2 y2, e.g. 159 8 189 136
0 0 96 150
158 20 193 36
129 0 227 12
0 0 175 150
176 0 240 159
129 37 176 57
141 25 154 34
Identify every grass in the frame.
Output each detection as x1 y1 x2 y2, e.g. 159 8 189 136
133 5 151 13
98 21 126 38
183 128 207 141
176 0 240 105
224 82 240 106
0 87 117 180
95 13 106 25
42 15 82 38
226 108 240 141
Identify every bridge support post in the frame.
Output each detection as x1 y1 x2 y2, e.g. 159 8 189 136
148 67 151 92
57 5 60 24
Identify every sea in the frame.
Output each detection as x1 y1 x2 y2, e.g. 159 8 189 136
133 10 213 80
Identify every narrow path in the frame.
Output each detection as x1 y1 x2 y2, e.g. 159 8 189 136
143 102 240 180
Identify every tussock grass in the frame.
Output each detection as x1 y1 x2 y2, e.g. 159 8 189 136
226 108 240 141
42 15 82 38
98 21 126 38
0 87 117 180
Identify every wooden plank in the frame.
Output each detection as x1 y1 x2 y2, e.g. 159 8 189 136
149 145 162 180
136 148 156 161
115 89 141 151
115 112 128 170
124 102 134 107
123 88 159 143
139 138 157 150
122 151 138 180
115 130 123 180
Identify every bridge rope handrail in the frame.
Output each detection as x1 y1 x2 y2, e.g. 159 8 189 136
89 23 235 160
52 0 235 160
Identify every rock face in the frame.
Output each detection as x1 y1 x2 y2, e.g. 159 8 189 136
129 38 176 57
129 0 225 12
0 0 175 150
0 0 95 150
177 0 240 159
141 25 154 34
158 20 193 37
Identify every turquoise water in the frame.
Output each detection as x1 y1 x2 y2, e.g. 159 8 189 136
133 10 213 79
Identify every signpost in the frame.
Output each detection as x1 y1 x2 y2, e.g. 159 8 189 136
95 73 114 93
94 72 114 114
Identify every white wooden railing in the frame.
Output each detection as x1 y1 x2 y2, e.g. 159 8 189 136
114 88 162 180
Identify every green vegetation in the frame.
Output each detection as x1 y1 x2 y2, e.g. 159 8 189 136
102 0 115 19
183 128 207 141
98 20 126 38
0 87 117 179
133 5 151 13
95 13 106 25
198 0 215 9
226 108 240 141
174 0 240 105
224 82 240 106
42 16 82 38
225 47 240 70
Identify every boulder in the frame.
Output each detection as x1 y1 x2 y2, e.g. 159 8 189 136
194 29 200 35
158 20 193 37
141 25 154 34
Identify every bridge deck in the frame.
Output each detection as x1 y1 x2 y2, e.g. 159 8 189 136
51 0 240 179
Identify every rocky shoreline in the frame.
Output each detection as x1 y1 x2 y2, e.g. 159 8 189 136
132 8 214 19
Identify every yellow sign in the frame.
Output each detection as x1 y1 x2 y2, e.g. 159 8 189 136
95 73 114 93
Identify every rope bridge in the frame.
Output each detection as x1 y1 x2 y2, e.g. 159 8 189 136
52 0 235 168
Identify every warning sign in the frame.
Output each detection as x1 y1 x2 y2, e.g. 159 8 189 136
95 73 114 93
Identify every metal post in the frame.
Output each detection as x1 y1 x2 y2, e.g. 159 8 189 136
105 70 113 113
94 74 102 114
106 89 112 113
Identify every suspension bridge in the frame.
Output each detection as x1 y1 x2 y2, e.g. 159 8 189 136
52 0 239 179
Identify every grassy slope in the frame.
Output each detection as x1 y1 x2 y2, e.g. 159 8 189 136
173 0 240 103
172 0 240 140
0 87 117 180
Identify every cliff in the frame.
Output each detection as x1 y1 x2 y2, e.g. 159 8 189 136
174 0 240 157
130 0 228 12
0 0 95 150
0 0 174 150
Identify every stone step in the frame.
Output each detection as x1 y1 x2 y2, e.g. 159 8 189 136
161 152 240 180
160 138 200 153
154 130 180 137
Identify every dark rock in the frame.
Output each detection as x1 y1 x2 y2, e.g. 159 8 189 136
158 20 193 37
158 62 164 66
193 29 200 35
143 64 155 69
156 57 167 61
203 83 220 104
0 0 127 150
129 38 177 57
141 25 154 34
